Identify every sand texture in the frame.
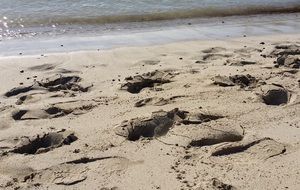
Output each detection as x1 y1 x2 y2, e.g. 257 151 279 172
0 34 300 190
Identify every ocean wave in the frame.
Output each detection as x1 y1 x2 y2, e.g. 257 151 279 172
2 4 300 29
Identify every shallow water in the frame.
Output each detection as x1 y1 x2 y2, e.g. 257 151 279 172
1 0 300 40
1 12 300 57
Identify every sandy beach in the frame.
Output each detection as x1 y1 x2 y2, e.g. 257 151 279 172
0 33 299 189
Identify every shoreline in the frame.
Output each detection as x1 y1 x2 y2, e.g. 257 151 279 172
1 12 300 57
0 33 299 60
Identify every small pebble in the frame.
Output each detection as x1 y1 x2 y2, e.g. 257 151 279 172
73 149 80 153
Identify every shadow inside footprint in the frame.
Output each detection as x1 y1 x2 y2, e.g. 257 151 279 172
211 137 286 159
115 108 223 141
12 107 69 120
11 131 78 154
4 85 36 97
121 71 174 94
4 75 91 97
189 130 243 147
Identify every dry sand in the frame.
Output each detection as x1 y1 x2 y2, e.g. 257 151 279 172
0 34 299 190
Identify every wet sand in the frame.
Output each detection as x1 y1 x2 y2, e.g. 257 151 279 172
0 34 299 189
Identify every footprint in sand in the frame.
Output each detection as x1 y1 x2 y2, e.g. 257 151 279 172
135 59 161 66
134 95 186 107
5 130 78 155
212 74 258 88
6 156 129 188
11 100 98 121
192 47 233 63
28 63 57 71
196 178 237 190
120 70 176 94
269 44 300 57
269 44 300 68
15 94 42 105
202 53 233 62
201 47 227 54
233 47 261 55
226 59 257 66
210 137 286 161
4 75 92 98
115 108 224 141
169 120 244 147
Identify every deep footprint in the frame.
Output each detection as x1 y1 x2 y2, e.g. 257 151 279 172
115 108 223 141
11 131 78 154
121 70 174 94
4 75 91 97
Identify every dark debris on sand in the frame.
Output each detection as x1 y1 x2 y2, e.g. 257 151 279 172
271 44 300 69
213 74 257 88
261 85 290 106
